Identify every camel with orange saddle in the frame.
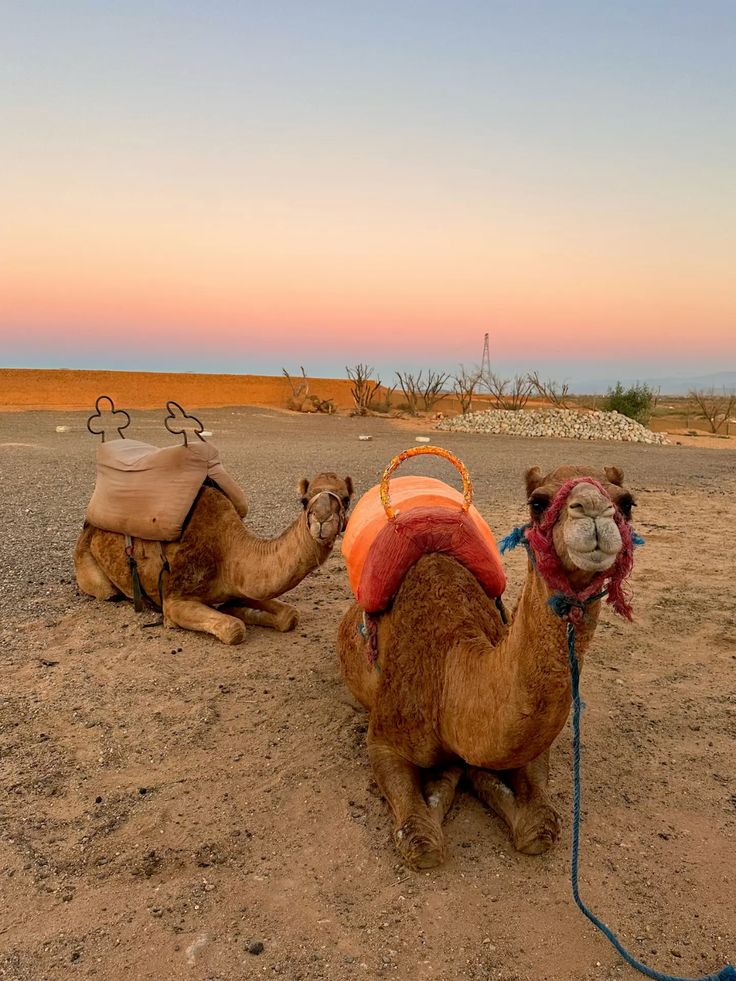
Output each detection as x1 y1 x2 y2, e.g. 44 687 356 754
338 446 637 868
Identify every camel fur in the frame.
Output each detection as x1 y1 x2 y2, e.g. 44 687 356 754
336 464 636 868
76 472 354 644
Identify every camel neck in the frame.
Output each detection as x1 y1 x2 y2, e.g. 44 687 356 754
506 560 601 682
444 559 603 769
228 516 332 599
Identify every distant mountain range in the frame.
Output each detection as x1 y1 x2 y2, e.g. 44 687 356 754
570 370 736 396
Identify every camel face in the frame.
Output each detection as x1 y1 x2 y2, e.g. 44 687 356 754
556 482 622 572
299 473 355 544
526 464 634 577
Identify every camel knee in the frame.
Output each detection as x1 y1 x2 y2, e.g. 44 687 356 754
74 547 119 600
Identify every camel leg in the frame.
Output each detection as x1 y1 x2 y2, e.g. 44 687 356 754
221 598 299 633
74 527 120 600
467 750 561 855
422 764 464 821
164 597 246 645
367 735 446 869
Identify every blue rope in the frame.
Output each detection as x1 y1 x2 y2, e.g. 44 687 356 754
499 523 530 555
566 621 735 981
500 520 732 977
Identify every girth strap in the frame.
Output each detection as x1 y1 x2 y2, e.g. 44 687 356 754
124 534 144 612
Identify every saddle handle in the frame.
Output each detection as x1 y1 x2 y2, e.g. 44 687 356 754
87 395 131 442
380 445 474 520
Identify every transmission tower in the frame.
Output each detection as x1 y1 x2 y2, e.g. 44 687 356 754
480 332 491 384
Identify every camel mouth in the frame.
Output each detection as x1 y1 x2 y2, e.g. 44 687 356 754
567 546 618 572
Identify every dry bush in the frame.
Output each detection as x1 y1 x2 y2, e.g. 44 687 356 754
346 364 383 416
282 367 335 414
483 372 532 410
371 383 397 414
688 388 736 434
526 371 571 408
396 370 450 414
396 372 421 415
452 366 482 414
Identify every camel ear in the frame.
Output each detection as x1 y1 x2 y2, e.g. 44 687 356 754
298 477 310 502
525 467 543 497
344 476 354 499
604 466 625 486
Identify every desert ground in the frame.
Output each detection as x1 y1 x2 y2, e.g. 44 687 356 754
1 394 734 981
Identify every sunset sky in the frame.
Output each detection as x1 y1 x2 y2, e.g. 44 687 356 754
2 1 735 386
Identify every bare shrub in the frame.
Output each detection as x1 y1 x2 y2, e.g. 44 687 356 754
453 366 482 414
396 372 422 415
526 371 571 408
346 364 383 416
396 370 450 415
420 371 450 412
282 367 335 414
483 372 532 410
688 388 736 434
371 383 397 414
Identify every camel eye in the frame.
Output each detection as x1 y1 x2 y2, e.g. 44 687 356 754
342 497 350 509
529 494 550 518
618 494 635 519
301 497 309 509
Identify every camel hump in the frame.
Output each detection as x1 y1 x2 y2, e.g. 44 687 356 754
342 476 506 612
85 438 248 541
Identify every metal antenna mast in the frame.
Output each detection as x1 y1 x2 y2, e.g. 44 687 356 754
480 332 491 384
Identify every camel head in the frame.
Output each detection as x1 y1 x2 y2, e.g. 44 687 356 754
298 473 355 545
525 465 635 583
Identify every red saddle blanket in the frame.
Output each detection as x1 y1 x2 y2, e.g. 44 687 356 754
342 476 506 613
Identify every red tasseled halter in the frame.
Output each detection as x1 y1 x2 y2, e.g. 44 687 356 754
525 477 635 622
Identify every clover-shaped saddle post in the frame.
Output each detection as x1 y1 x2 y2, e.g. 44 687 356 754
86 395 131 442
164 400 207 446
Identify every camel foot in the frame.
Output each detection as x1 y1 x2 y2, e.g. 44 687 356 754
274 605 299 632
512 803 561 855
394 814 445 870
216 618 247 645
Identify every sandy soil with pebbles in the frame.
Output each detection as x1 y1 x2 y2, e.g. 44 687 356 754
1 404 735 981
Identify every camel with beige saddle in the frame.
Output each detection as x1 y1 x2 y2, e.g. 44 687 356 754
75 398 353 644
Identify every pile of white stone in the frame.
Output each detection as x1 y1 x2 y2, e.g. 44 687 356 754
436 408 668 444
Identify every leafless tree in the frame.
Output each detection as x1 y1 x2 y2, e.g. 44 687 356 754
346 364 383 415
688 388 736 434
420 370 450 412
396 372 422 415
453 366 482 414
396 370 451 414
526 371 571 408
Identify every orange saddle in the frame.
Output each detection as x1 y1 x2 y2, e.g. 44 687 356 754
342 449 506 614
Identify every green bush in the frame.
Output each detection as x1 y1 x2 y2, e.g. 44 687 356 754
602 382 655 424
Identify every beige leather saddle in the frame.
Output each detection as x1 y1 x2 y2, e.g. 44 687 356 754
84 397 248 541
86 438 248 541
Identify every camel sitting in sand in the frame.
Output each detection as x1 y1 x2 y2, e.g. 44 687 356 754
76 472 354 644
337 464 636 868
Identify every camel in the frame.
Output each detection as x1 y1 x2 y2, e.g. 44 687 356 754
337 464 636 868
76 472 354 644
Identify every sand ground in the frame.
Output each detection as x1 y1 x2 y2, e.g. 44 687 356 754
0 403 734 981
